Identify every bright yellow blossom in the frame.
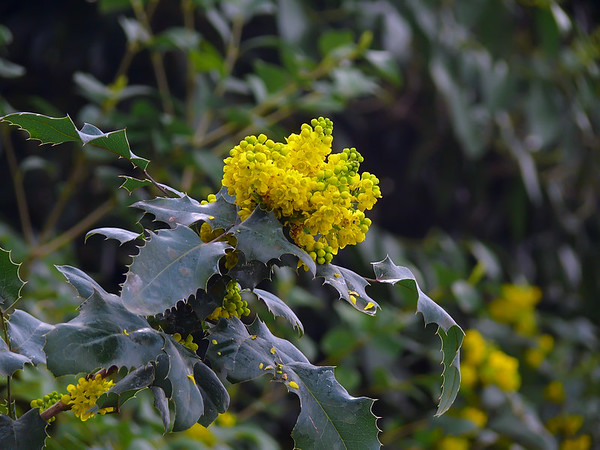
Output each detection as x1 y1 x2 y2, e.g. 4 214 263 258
222 117 381 263
62 373 115 421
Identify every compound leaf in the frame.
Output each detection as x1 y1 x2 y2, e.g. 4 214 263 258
317 264 380 315
44 290 164 376
0 409 48 450
8 309 54 366
232 207 316 275
0 247 25 311
1 112 149 170
372 255 464 415
121 225 230 316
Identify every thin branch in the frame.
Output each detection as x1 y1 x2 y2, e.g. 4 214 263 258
30 198 116 260
2 127 35 246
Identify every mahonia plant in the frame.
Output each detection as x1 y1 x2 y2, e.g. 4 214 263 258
0 113 464 450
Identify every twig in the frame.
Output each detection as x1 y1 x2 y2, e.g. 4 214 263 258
2 127 35 246
30 198 116 260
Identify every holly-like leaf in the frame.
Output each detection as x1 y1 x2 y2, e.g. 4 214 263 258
132 186 239 231
232 207 316 275
85 227 142 245
151 386 170 431
55 265 107 300
93 363 155 413
287 363 380 450
121 225 230 316
372 255 464 416
119 176 184 196
0 247 25 311
252 288 304 334
0 112 149 170
44 290 164 376
226 259 270 290
206 318 379 449
0 409 48 450
0 336 30 377
8 309 54 366
160 337 229 431
317 264 380 315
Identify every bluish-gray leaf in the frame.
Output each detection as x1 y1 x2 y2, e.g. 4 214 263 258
372 255 464 415
0 409 48 450
232 207 316 275
44 290 164 376
0 337 30 376
121 225 230 316
85 227 142 245
0 247 25 311
317 264 379 315
8 309 54 365
252 288 304 334
132 186 239 231
55 265 108 300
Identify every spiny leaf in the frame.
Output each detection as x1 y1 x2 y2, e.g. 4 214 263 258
0 409 48 450
0 336 30 377
43 290 164 376
287 363 380 450
160 336 229 431
1 112 149 170
55 265 107 301
0 247 26 312
121 225 230 316
372 255 464 415
132 186 239 230
232 207 316 275
85 227 142 245
119 176 184 196
206 318 379 449
92 363 155 413
252 288 304 335
8 309 54 366
317 263 380 315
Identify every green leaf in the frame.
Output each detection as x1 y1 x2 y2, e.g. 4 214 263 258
55 265 107 300
44 291 164 376
160 337 229 431
0 247 26 311
0 409 48 450
371 256 464 415
7 310 54 366
252 288 304 334
119 176 154 193
0 336 30 376
132 187 239 231
317 264 380 315
0 112 149 170
207 318 379 449
231 207 316 275
254 60 289 93
287 363 380 450
85 227 142 245
318 29 355 57
151 386 170 431
121 225 230 316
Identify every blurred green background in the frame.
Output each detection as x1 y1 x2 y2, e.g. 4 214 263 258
0 0 599 448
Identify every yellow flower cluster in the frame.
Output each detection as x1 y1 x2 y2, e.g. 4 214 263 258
61 373 115 421
206 279 250 320
488 284 542 336
461 329 521 392
544 380 566 404
547 414 591 450
222 117 381 263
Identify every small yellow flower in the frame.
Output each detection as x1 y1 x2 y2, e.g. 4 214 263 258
462 406 487 428
544 381 566 404
462 330 487 366
560 435 592 450
437 436 470 450
64 373 114 421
